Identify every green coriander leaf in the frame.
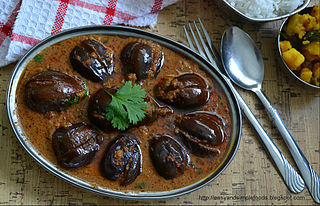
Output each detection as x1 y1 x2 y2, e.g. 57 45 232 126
81 82 89 98
196 168 202 175
66 96 72 103
34 55 42 63
71 96 80 105
134 182 146 189
105 94 130 130
104 81 147 130
103 39 109 44
196 157 204 165
114 82 147 124
58 96 70 104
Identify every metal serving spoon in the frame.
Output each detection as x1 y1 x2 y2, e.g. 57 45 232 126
186 19 306 194
221 26 320 203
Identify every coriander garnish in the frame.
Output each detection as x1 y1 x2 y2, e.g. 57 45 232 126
196 157 205 165
71 96 80 105
104 81 147 130
81 82 89 98
196 168 202 175
135 182 146 189
34 54 42 63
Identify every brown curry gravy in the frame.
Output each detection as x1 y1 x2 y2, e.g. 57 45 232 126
16 35 232 192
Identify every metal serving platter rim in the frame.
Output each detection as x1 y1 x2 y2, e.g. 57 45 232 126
7 25 242 200
221 0 310 22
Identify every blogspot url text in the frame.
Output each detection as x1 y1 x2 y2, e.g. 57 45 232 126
198 194 306 202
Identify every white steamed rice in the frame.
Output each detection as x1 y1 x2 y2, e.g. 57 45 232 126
225 0 304 19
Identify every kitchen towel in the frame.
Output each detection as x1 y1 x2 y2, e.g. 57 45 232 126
0 0 178 67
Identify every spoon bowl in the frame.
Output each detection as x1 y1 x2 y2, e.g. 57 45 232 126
221 27 264 90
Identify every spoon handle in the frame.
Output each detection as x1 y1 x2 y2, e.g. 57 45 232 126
226 84 305 193
254 89 319 203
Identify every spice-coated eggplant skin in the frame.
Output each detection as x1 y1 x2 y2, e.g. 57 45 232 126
70 39 114 82
52 123 104 169
101 133 142 186
88 87 116 131
25 71 87 113
137 95 173 126
149 134 190 179
121 42 164 81
154 73 209 109
175 112 225 156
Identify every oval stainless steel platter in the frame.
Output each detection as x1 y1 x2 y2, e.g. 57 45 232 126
7 25 242 200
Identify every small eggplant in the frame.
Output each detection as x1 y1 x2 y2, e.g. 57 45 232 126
121 42 164 81
149 135 190 179
52 123 103 169
101 133 142 186
138 95 173 125
25 71 88 113
88 87 116 131
154 73 209 109
70 39 114 82
175 112 225 156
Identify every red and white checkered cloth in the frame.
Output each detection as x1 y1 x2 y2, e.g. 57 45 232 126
0 0 179 67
